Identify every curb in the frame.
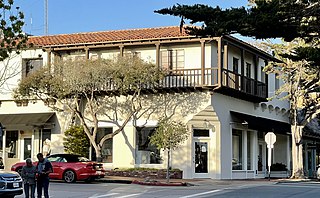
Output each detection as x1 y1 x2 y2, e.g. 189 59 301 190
276 179 313 184
132 180 188 186
97 179 132 184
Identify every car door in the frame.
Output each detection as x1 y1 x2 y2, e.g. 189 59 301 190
47 156 63 179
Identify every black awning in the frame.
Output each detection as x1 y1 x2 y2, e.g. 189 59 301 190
0 112 54 129
231 111 290 134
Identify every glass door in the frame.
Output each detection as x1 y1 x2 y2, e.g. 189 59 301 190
24 138 32 159
194 142 208 174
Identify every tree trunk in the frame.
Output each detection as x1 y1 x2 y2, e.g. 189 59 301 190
291 125 305 179
166 149 170 183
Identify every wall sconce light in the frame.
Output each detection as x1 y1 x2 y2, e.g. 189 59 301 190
230 120 248 126
203 119 215 132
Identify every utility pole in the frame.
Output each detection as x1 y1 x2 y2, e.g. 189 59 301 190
44 0 48 35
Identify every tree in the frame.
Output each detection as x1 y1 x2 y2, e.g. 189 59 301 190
156 0 320 179
150 117 189 183
63 125 90 158
155 0 320 62
0 0 27 61
263 39 320 178
0 0 28 92
14 56 165 161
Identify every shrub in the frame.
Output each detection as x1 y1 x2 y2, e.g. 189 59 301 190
271 163 287 171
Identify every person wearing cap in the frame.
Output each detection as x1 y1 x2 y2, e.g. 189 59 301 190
22 158 37 198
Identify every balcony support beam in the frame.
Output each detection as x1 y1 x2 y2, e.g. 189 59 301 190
201 39 205 85
46 49 52 69
241 49 245 91
85 47 89 60
119 45 124 57
217 38 222 87
155 42 160 67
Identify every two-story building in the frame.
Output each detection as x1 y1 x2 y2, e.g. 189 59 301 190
1 26 315 179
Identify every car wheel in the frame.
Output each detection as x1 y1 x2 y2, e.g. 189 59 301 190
63 170 76 183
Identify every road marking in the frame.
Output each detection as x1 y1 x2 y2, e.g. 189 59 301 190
116 193 142 198
179 189 222 198
88 193 119 198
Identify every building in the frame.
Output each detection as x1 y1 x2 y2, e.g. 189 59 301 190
0 26 317 179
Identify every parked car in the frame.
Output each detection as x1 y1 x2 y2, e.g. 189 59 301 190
11 154 105 183
0 171 23 198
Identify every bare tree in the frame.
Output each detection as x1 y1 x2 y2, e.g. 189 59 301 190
14 56 166 161
263 39 320 178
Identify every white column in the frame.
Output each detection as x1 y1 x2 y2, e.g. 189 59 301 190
243 130 247 178
286 136 291 171
31 130 35 160
252 131 258 176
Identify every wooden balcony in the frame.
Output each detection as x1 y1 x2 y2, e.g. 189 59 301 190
158 68 267 102
102 68 267 102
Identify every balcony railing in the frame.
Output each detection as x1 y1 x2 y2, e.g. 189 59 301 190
101 67 267 101
221 69 267 99
160 68 219 88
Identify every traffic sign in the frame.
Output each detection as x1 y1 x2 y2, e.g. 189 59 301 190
265 132 276 148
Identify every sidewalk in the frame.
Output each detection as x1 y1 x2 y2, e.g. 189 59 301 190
97 176 319 186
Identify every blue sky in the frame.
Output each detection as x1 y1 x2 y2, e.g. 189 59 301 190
14 0 249 36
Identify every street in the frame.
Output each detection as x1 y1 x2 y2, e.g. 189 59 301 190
14 181 320 198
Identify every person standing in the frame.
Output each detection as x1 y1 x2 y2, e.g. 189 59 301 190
36 153 53 198
0 157 4 169
22 158 36 198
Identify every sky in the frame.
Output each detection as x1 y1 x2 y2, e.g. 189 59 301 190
14 0 249 36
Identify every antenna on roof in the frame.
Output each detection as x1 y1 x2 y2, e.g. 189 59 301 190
44 0 48 35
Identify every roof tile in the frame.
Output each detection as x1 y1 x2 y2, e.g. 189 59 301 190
28 26 190 47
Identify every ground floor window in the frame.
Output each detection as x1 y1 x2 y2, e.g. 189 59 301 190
94 128 113 163
6 131 18 158
41 129 51 157
135 127 161 164
232 129 243 170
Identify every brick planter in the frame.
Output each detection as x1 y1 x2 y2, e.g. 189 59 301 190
106 169 182 179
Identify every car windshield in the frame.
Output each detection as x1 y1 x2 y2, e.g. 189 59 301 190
47 156 61 162
47 155 90 162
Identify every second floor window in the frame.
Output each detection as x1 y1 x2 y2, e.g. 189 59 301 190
246 63 251 78
261 67 265 83
275 73 280 90
233 57 239 73
23 58 43 77
161 49 184 70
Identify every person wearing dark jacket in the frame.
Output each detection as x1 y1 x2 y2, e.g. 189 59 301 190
22 158 36 198
0 157 4 169
36 153 53 198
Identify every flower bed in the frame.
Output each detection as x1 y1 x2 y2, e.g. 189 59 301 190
105 169 182 179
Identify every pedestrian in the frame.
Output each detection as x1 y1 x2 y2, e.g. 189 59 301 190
22 158 36 198
36 153 53 198
0 157 4 169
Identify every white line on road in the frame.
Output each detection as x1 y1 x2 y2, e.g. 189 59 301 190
115 193 142 198
88 193 119 198
179 189 222 198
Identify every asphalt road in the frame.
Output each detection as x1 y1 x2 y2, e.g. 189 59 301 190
14 181 320 198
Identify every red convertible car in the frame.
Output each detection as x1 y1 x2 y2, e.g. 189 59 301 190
11 154 105 183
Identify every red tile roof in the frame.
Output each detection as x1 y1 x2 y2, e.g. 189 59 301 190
28 26 191 47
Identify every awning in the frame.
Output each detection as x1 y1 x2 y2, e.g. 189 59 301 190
231 111 290 134
0 112 55 130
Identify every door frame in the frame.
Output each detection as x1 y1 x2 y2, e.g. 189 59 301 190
192 138 210 178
